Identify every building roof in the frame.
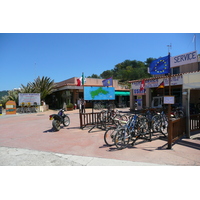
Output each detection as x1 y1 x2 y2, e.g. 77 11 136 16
55 77 130 91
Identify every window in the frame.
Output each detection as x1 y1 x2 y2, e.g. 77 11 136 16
171 67 180 75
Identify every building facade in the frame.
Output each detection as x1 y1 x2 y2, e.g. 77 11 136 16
129 51 200 113
46 77 130 109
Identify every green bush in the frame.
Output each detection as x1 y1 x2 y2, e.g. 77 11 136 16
67 103 73 108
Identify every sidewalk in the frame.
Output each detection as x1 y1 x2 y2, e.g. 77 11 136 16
0 146 164 166
0 108 200 166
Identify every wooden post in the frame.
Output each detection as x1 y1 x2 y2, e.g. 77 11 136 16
79 112 83 129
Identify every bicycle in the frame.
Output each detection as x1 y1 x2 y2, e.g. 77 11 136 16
94 102 104 110
174 107 184 119
104 115 128 146
143 108 157 140
101 107 127 130
114 114 151 150
151 109 168 136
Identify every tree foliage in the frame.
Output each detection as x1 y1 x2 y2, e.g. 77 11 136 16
98 58 155 87
31 76 55 100
0 76 55 107
87 74 100 78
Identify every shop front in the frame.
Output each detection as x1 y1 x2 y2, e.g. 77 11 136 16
130 74 183 111
115 91 130 107
46 77 130 109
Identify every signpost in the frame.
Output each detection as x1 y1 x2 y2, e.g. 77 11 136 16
164 96 175 104
84 87 115 101
18 93 41 106
6 100 16 115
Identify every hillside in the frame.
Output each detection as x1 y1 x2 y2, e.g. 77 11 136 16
0 90 8 99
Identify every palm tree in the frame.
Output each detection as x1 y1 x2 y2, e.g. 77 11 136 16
0 90 19 107
0 95 9 108
20 82 35 93
32 76 55 101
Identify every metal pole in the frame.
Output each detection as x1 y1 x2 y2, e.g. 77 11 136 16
167 53 172 149
194 34 196 51
186 89 191 138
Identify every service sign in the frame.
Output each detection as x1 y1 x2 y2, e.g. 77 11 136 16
170 51 198 68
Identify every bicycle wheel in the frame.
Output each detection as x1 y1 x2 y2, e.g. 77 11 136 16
174 111 179 119
179 110 184 118
139 116 152 140
152 115 161 132
114 129 130 150
160 117 168 135
104 127 117 146
139 117 149 134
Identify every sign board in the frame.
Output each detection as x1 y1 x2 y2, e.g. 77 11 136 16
84 87 115 100
0 104 2 115
137 95 143 110
132 75 183 95
18 93 41 106
164 96 175 104
170 51 198 68
6 100 16 115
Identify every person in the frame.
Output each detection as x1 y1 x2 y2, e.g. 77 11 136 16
78 98 81 111
81 98 86 113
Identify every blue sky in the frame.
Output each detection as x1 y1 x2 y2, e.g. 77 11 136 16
0 33 199 91
1 1 200 91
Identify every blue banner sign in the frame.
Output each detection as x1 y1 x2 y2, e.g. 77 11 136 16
84 87 115 100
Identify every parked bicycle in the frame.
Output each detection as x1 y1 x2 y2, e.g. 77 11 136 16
173 107 184 118
93 101 116 110
104 114 128 146
114 114 151 150
151 109 168 136
99 105 127 129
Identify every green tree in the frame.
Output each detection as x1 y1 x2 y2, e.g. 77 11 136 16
20 82 35 93
32 76 55 101
0 95 9 108
144 57 155 67
100 70 113 79
87 74 100 78
0 90 8 99
0 90 19 107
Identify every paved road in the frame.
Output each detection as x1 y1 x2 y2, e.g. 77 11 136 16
0 108 200 166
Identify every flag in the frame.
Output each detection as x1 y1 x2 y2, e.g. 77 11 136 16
157 81 164 89
102 77 113 87
77 78 81 86
140 79 145 91
77 73 86 86
149 55 170 75
82 72 85 86
192 34 196 43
